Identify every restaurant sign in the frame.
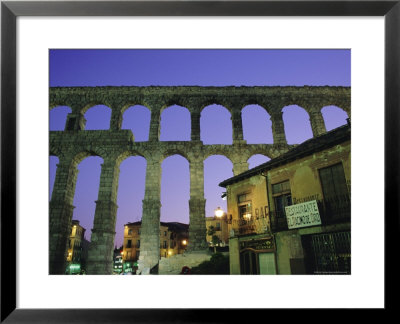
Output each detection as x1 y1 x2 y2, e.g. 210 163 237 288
285 200 321 229
240 237 275 252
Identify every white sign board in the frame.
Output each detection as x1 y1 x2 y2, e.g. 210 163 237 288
285 200 321 229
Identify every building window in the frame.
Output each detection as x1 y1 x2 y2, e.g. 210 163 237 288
128 229 132 235
238 193 250 203
318 163 350 222
164 231 167 236
272 180 291 195
237 192 252 220
127 240 132 248
272 180 292 219
239 204 252 221
302 231 351 274
163 241 167 248
319 163 348 199
216 222 221 230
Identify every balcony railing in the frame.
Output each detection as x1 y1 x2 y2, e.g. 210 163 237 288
270 194 351 232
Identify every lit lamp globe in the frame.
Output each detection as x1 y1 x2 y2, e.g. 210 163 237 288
215 207 224 218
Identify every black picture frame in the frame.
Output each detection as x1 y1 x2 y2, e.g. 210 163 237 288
1 0 398 322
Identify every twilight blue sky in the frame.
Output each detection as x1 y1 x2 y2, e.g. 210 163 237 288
49 49 350 247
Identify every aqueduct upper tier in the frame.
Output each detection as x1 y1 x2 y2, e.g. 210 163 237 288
49 86 350 274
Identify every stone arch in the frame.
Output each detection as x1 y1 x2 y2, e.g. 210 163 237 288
247 154 271 169
160 105 191 141
115 155 147 246
50 103 69 111
72 155 104 242
50 106 72 131
200 104 233 144
120 101 149 116
203 149 234 165
240 99 272 114
69 149 105 169
160 149 190 165
281 105 313 144
84 105 112 130
203 154 234 218
246 146 275 159
321 105 349 131
242 104 273 144
199 99 232 113
160 154 190 223
160 99 190 114
116 150 147 166
80 101 114 115
121 105 151 141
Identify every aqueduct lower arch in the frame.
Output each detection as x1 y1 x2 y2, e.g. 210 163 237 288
49 85 350 274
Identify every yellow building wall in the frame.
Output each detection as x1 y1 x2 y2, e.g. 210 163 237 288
267 140 351 274
205 217 229 245
122 224 141 262
226 140 351 275
67 223 84 263
268 141 350 203
226 174 270 235
123 223 188 262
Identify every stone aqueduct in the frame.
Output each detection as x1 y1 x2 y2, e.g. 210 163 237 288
49 86 351 274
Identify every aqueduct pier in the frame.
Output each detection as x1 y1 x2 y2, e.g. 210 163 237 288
49 86 350 274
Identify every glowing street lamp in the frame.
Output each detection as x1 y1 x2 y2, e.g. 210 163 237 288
215 207 224 218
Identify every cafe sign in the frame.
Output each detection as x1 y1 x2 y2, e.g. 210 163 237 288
285 200 321 229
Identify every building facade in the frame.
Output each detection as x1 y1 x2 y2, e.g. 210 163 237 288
122 221 189 272
220 124 351 275
113 247 123 274
66 220 89 274
205 213 230 247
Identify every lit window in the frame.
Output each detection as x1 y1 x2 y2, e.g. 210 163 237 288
238 192 252 220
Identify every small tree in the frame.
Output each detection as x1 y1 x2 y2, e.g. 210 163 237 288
207 225 221 253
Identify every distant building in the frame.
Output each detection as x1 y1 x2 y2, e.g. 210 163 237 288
220 124 351 275
66 220 89 274
122 221 189 273
113 247 123 274
205 212 230 247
